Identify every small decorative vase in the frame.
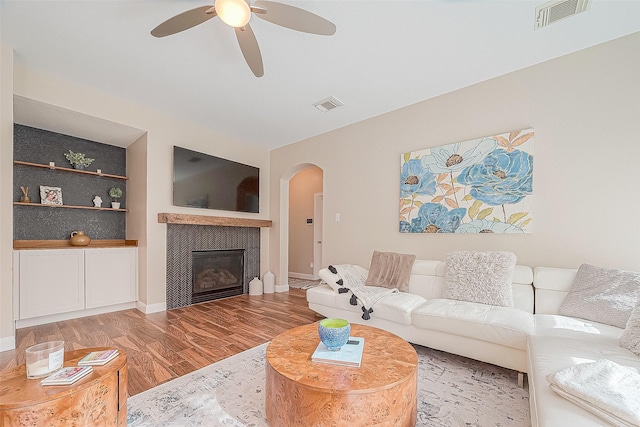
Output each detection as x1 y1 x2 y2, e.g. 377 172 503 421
318 318 350 351
263 271 275 293
249 277 263 295
70 231 91 246
20 196 31 203
111 202 121 209
73 164 84 170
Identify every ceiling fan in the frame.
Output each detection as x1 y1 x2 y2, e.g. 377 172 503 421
151 0 336 77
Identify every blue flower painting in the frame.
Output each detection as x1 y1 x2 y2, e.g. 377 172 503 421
400 159 437 198
400 129 534 233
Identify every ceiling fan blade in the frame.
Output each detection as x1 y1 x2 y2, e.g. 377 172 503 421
253 1 336 36
151 6 217 38
235 24 264 77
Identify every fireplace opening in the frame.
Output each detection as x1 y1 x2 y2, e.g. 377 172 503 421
192 249 245 303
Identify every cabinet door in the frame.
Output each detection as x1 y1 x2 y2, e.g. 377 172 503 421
19 250 85 319
85 248 137 309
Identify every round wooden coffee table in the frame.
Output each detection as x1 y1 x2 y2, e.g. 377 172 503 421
0 347 128 426
265 323 418 426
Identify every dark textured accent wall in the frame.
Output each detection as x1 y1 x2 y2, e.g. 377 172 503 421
13 124 127 240
166 224 260 309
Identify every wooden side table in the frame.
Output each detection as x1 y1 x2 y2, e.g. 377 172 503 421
265 323 418 426
0 347 127 426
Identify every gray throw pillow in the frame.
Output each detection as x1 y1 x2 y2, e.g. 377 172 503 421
620 302 640 356
559 264 640 329
442 251 516 307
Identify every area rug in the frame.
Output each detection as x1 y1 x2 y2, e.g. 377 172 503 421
127 343 530 426
287 277 322 289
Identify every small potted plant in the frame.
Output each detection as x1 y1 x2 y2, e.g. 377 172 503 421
109 187 123 209
64 150 95 170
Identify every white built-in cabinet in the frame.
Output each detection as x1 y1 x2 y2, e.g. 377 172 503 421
15 247 137 324
85 249 137 308
18 249 85 319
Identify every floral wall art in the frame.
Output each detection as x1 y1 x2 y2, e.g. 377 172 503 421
400 129 534 234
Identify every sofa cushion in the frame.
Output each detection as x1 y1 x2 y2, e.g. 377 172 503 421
367 292 427 325
365 251 416 292
620 302 640 356
328 288 423 324
559 263 640 328
534 314 622 345
411 299 533 350
442 251 517 307
306 284 336 306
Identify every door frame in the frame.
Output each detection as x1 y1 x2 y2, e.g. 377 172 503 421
313 192 323 279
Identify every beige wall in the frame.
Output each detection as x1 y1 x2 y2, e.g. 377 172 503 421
0 44 15 350
288 167 323 277
0 62 270 346
270 32 640 279
126 134 148 309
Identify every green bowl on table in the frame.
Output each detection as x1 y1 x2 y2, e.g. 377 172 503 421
318 318 350 351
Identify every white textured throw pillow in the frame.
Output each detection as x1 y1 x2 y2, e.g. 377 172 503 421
559 264 640 329
620 302 640 356
318 264 368 293
442 251 517 307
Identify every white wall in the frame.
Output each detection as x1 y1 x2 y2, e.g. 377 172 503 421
270 32 640 278
0 44 15 350
0 62 271 347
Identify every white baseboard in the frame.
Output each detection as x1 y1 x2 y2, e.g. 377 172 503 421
136 301 167 314
275 284 289 293
15 302 137 329
289 272 319 280
0 335 16 352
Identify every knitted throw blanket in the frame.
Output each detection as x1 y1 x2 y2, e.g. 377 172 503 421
348 283 398 320
329 265 398 320
547 359 640 427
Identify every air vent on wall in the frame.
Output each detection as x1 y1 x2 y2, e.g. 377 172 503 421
535 0 590 30
313 96 343 112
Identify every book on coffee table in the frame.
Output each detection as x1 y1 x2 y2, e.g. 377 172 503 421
311 337 365 367
41 366 93 386
78 349 119 366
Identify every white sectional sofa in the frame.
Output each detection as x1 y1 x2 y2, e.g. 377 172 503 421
528 267 640 427
306 260 640 426
307 260 535 378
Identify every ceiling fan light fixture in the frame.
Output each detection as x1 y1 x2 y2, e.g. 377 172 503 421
215 0 252 28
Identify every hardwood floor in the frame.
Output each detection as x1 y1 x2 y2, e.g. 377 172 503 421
0 289 320 396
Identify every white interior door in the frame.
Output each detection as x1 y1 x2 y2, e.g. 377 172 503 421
313 193 323 278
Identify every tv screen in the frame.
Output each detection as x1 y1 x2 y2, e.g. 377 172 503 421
173 146 259 213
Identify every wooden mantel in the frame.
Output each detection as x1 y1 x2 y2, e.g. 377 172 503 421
158 213 272 228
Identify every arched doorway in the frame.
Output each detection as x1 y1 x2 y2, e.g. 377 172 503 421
279 163 323 288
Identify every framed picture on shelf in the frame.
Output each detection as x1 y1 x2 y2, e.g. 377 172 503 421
40 186 63 205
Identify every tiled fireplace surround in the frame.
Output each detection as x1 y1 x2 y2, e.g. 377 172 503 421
162 214 270 310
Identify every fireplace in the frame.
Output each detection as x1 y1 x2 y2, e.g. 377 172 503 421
192 249 244 303
165 223 260 310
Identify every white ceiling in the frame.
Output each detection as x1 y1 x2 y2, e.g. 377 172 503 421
2 0 640 150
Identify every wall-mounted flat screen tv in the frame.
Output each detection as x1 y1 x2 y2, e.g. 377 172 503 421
173 146 259 213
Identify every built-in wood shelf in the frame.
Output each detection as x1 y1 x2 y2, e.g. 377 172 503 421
13 160 128 180
158 213 272 228
13 239 138 250
14 202 127 212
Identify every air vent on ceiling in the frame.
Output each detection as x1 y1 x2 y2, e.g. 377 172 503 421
313 96 343 112
535 0 590 30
